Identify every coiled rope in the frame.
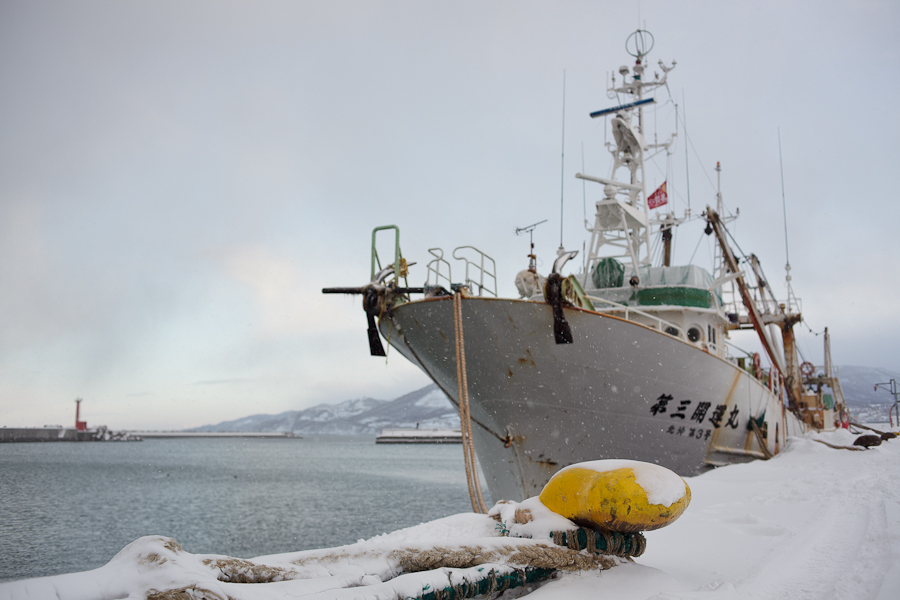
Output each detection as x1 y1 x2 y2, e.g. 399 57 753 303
551 527 647 558
453 291 489 514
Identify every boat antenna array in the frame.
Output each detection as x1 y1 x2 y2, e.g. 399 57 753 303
625 29 654 60
559 70 567 252
516 219 547 272
778 129 796 313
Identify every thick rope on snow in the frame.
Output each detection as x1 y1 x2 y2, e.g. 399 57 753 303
146 586 226 600
202 557 297 583
415 567 555 600
81 509 649 600
389 541 615 573
551 527 647 558
811 438 867 452
396 527 645 600
144 529 635 599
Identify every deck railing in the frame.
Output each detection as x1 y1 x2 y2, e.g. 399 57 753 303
452 246 497 297
585 294 685 340
425 248 453 290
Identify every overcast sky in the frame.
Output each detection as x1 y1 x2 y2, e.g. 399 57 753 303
2 0 898 430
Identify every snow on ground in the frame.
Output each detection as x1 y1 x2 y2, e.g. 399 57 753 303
530 428 900 600
1 429 898 599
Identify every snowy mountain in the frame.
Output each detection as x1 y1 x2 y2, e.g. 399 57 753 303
835 366 899 404
190 384 460 435
192 365 899 434
838 366 900 424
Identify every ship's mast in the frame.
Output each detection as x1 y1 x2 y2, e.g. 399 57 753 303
712 162 741 279
577 30 677 285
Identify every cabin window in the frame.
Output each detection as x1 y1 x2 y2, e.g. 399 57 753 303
664 326 679 337
687 327 702 343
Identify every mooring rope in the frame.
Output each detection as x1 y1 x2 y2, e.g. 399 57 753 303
749 418 774 459
550 528 646 558
453 291 489 514
810 438 867 452
140 522 645 600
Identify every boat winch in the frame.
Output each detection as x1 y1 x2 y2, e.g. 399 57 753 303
322 264 423 357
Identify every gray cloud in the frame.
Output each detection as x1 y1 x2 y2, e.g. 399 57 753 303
1 0 897 429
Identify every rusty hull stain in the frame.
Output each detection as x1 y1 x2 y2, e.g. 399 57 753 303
516 349 537 367
412 317 426 333
526 452 560 470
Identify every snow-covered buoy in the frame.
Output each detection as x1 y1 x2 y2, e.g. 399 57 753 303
538 459 691 533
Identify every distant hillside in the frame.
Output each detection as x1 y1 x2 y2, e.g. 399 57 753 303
191 384 459 435
835 366 899 405
838 366 899 424
192 365 900 433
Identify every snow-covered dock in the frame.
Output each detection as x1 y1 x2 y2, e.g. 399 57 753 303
1 428 897 599
375 428 462 444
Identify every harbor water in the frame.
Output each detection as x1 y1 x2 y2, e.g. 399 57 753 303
0 436 482 583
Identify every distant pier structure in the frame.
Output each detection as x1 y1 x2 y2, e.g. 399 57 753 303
75 397 88 431
0 427 94 443
0 398 95 443
375 428 462 444
0 398 299 442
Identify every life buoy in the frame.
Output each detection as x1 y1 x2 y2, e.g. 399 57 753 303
800 361 815 377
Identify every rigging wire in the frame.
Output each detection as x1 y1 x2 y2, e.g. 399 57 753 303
722 221 751 265
687 231 704 265
682 91 691 212
669 104 676 205
559 70 566 250
802 321 824 336
725 340 758 359
677 92 718 196
650 230 662 264
654 98 658 147
796 343 809 368
779 129 790 268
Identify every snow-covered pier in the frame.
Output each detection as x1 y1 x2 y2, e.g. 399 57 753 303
375 428 462 444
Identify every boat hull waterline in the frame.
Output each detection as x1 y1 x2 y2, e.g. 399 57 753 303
380 295 805 502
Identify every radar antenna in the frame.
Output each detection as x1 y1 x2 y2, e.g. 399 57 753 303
516 219 547 272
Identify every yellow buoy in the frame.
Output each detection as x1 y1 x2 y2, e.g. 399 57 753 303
538 460 691 533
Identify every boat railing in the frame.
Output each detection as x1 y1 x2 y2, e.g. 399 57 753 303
723 295 804 326
425 248 453 290
370 225 400 281
585 294 685 340
452 246 497 297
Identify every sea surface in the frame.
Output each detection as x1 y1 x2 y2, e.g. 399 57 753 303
0 436 484 583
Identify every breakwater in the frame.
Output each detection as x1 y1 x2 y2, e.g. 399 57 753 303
0 427 93 443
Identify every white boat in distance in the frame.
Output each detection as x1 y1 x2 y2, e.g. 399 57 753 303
324 30 847 503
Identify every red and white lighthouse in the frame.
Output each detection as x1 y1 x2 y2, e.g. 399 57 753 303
74 398 88 431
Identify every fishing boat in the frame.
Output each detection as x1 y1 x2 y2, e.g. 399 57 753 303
324 30 847 503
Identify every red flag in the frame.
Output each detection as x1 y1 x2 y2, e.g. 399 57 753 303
648 181 668 209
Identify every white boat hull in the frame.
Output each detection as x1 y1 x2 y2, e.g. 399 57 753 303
380 296 806 502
